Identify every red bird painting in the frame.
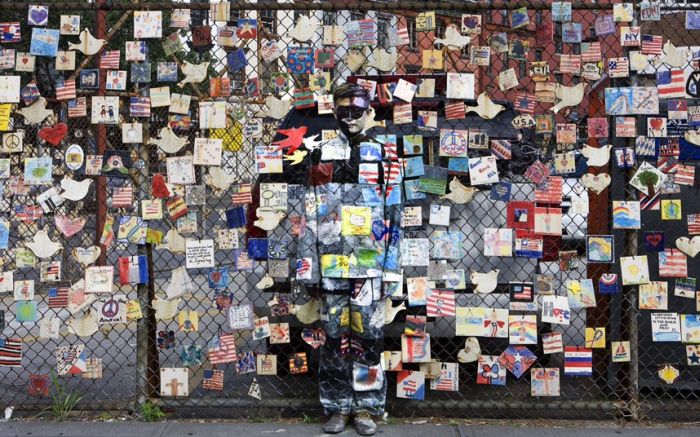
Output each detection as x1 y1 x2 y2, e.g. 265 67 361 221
272 126 308 153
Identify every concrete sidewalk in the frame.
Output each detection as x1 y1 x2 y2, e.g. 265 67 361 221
1 421 700 437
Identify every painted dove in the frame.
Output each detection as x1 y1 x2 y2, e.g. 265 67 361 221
441 177 478 204
60 176 92 201
292 299 322 324
284 149 308 165
157 228 186 254
435 24 471 50
204 166 236 191
262 95 292 120
177 61 209 88
652 41 688 68
362 106 386 133
273 126 307 153
685 128 700 146
254 208 286 231
470 269 499 294
366 48 398 72
550 82 586 114
285 15 319 42
17 97 53 125
147 126 189 154
68 29 107 55
465 92 504 120
384 298 406 324
581 144 612 167
25 229 62 259
302 134 323 151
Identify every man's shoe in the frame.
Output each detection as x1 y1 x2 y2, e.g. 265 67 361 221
323 414 349 434
353 411 377 436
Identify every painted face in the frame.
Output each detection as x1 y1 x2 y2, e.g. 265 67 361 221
334 96 369 138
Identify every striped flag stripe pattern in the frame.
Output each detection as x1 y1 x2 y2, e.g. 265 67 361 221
608 57 629 77
542 332 563 354
659 249 687 277
513 284 533 300
0 337 22 367
688 214 700 234
67 97 87 118
99 50 120 69
641 34 663 55
564 346 592 376
657 69 685 98
0 23 21 42
130 97 151 117
445 101 465 119
202 369 224 390
580 41 602 62
48 287 69 308
231 184 253 204
426 290 456 317
559 54 581 74
639 192 660 210
359 163 379 184
534 176 563 204
396 26 410 45
55 80 76 101
112 186 133 207
514 93 537 114
383 162 402 184
208 333 237 364
490 140 512 160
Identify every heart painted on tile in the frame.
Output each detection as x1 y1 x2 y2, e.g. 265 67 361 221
29 374 48 396
645 233 663 247
71 246 101 266
38 123 68 146
676 236 700 258
55 215 86 238
29 8 48 25
580 173 611 194
301 328 326 349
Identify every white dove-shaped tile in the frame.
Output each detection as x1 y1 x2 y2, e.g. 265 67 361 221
204 166 236 191
366 48 398 72
465 92 505 120
362 107 386 133
285 15 319 42
550 83 586 114
60 176 92 201
254 208 286 231
177 61 209 88
153 297 180 320
684 129 700 145
67 309 99 337
471 269 499 293
653 41 688 68
441 177 478 204
67 29 107 55
384 298 406 324
292 299 322 324
25 229 62 259
302 134 323 151
581 144 612 167
17 97 53 125
147 125 189 154
435 25 471 50
263 95 292 120
158 228 186 254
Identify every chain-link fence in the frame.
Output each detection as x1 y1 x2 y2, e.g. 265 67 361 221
1 0 700 421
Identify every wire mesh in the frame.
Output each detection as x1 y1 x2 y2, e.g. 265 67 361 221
0 0 699 421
